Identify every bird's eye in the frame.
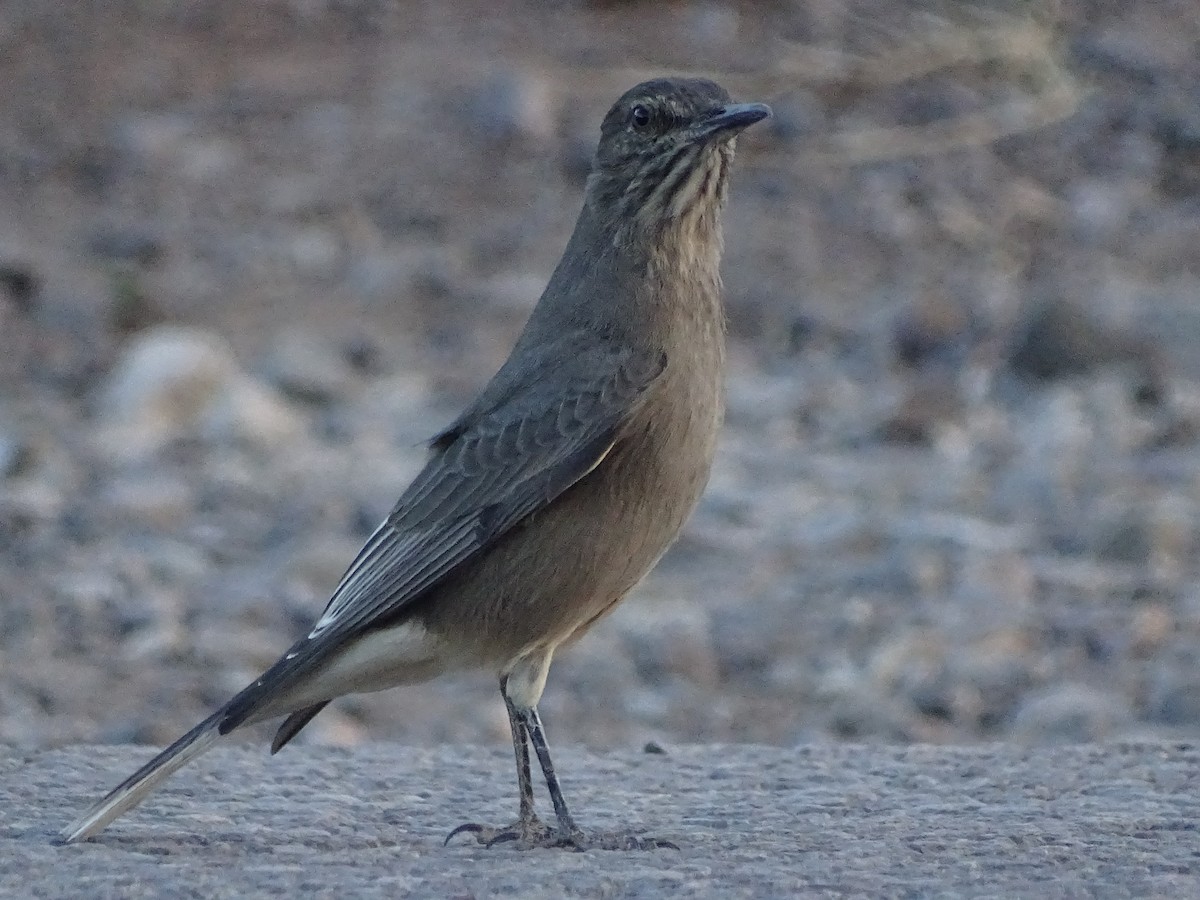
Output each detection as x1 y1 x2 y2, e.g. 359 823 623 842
629 104 652 130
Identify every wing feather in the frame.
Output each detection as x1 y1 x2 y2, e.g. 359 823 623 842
217 346 665 732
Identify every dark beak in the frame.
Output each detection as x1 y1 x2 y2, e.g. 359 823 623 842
699 102 772 139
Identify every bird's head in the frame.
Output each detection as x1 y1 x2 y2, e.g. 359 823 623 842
586 78 770 243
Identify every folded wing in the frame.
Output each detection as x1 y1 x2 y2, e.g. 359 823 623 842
217 344 666 732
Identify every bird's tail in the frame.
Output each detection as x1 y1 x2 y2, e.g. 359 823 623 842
59 709 226 844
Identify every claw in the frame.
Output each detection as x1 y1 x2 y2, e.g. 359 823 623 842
444 817 676 852
484 829 519 848
443 822 484 846
559 831 679 852
444 815 553 849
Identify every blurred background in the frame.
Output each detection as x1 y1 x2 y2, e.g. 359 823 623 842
2 0 1199 754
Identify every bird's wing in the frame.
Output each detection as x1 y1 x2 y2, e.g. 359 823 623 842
316 345 666 642
217 345 665 733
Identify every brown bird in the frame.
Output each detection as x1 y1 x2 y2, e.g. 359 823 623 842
61 77 770 851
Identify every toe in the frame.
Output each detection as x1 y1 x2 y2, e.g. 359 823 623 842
444 822 491 846
445 816 557 850
484 829 521 848
569 830 680 851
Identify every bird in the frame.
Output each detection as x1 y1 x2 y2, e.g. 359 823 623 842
61 76 770 851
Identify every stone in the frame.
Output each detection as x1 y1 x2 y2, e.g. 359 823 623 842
87 225 165 265
99 473 195 530
262 327 356 405
1006 300 1158 383
468 70 557 144
614 597 719 688
97 325 303 456
1011 683 1133 742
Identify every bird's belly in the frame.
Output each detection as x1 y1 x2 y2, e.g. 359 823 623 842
419 410 717 666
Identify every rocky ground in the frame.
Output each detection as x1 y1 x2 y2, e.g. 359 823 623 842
14 743 1200 897
2 0 1200 757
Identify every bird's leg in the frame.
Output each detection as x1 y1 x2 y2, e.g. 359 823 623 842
520 702 581 840
508 690 538 824
517 702 678 851
446 662 677 852
444 677 554 848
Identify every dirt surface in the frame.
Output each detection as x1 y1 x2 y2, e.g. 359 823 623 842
3 1 1200 757
8 743 1200 897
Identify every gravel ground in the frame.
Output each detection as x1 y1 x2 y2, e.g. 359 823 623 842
6 742 1199 897
3 1 1200 755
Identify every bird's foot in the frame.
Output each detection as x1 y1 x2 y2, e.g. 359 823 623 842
555 828 679 852
444 815 557 849
445 817 677 851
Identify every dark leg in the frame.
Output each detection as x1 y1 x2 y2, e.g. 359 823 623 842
521 703 581 840
506 689 537 823
446 669 677 851
518 703 677 851
444 677 554 848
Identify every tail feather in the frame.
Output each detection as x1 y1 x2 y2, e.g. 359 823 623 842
271 701 329 754
60 710 225 844
59 633 328 844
